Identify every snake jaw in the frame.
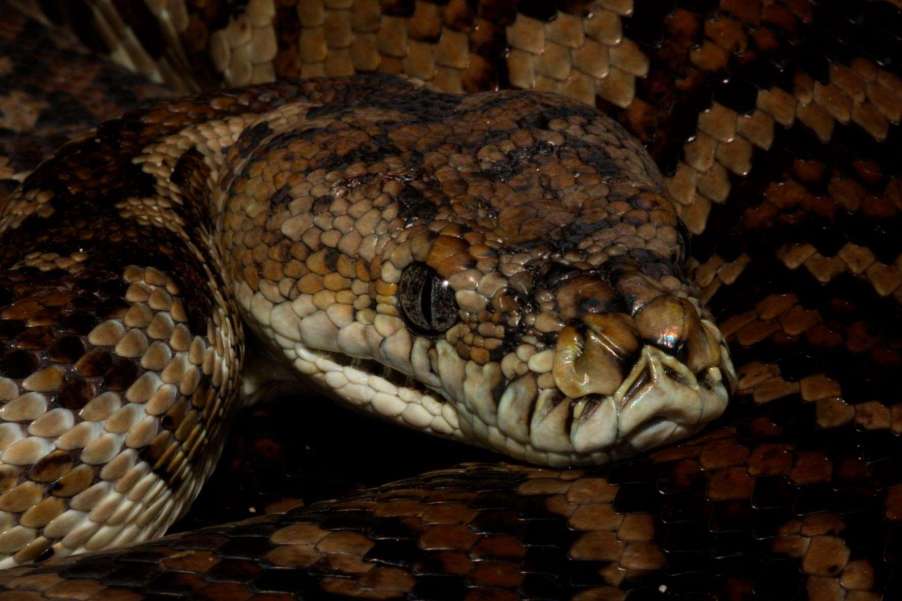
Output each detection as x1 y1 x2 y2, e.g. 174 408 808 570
205 81 738 468
570 346 729 456
444 280 734 465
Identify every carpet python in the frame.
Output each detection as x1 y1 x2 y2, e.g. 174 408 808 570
0 1 899 600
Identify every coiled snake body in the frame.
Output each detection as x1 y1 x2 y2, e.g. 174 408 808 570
0 1 899 599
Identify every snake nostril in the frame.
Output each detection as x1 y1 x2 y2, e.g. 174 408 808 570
609 269 664 317
554 274 621 322
632 295 723 375
634 295 694 360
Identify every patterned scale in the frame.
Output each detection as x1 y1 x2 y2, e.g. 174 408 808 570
0 1 899 601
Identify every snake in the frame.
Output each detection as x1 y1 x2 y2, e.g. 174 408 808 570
0 0 898 599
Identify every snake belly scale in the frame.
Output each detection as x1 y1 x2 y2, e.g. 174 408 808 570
0 1 899 600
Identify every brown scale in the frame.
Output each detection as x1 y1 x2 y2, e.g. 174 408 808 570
0 49 325 563
0 2 899 601
0 7 173 194
213 78 723 431
0 61 723 569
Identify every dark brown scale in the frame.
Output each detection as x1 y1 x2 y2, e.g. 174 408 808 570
161 401 189 435
45 0 107 54
139 431 173 469
12 326 56 350
101 357 138 392
380 0 417 18
56 375 96 411
190 385 211 410
48 464 95 497
0 320 25 340
172 147 216 235
232 121 274 158
29 450 76 483
174 411 201 443
73 349 112 377
47 335 86 364
0 349 39 378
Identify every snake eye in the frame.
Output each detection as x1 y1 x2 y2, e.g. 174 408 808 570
398 262 458 336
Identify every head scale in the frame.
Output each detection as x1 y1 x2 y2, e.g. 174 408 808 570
225 81 735 466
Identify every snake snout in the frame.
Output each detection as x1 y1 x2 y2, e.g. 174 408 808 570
482 265 735 464
550 290 734 459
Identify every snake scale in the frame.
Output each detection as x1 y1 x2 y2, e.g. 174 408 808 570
0 0 899 599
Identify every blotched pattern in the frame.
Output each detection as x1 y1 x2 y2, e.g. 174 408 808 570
0 67 736 569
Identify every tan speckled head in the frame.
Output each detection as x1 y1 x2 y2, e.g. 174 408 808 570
220 77 735 466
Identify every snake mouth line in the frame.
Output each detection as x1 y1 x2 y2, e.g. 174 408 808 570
277 336 470 441
455 342 733 466
573 345 730 454
342 356 415 387
300 332 733 468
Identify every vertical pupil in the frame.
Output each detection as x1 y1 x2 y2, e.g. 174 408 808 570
398 262 458 336
420 277 434 326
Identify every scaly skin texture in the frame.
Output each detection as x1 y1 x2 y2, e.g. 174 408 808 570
0 1 900 600
0 71 732 566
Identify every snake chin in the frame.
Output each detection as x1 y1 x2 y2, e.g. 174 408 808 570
258 322 735 469
452 344 734 468
582 346 732 456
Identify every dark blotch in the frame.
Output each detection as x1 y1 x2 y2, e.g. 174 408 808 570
574 144 622 178
49 336 87 364
315 143 400 173
59 310 99 335
0 320 25 339
519 0 558 21
170 148 207 193
103 357 139 391
29 450 76 483
171 147 214 234
234 121 274 158
74 349 113 378
37 0 67 24
397 184 437 223
305 103 346 120
481 141 556 182
15 326 56 350
0 350 39 379
536 261 579 289
379 0 415 17
324 249 339 271
57 376 97 411
311 195 333 215
549 220 612 253
65 0 110 53
270 185 293 207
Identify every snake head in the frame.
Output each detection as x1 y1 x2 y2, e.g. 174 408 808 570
381 202 735 466
226 80 735 466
